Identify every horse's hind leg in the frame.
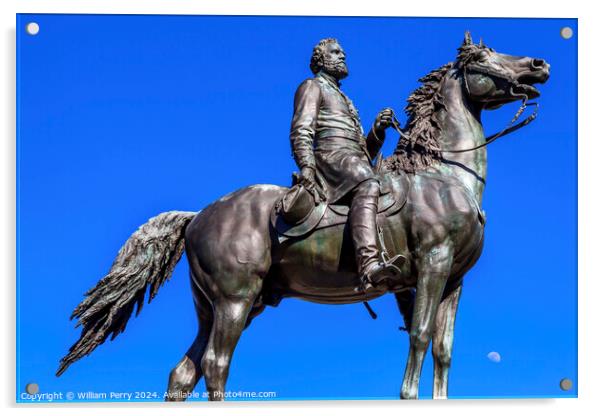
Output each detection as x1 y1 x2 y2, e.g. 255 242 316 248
401 242 453 400
166 325 210 401
166 284 213 401
201 295 257 401
166 274 265 402
431 284 462 399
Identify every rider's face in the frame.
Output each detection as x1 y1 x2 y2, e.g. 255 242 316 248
324 43 346 63
321 42 348 79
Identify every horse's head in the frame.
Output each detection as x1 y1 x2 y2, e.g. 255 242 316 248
457 31 550 110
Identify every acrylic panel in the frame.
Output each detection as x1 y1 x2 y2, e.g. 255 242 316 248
16 14 577 402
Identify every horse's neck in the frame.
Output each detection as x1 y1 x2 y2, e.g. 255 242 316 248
432 70 486 205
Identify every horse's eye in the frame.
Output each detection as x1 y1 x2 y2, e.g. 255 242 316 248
478 51 489 62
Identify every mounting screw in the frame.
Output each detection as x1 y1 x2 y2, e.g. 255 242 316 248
25 383 39 395
559 378 573 391
560 27 573 40
25 22 40 36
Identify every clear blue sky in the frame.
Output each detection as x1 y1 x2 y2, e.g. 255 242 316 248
17 14 577 401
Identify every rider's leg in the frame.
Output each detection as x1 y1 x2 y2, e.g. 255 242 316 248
349 179 400 289
349 179 381 277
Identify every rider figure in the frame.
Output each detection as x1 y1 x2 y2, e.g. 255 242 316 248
289 38 400 291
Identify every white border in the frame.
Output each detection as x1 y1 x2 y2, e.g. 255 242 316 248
2 1 599 415
8 0 582 17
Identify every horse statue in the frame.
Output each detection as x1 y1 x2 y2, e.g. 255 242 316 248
56 32 550 400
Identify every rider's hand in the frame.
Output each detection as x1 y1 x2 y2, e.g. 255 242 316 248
300 166 325 202
373 108 394 132
300 166 316 190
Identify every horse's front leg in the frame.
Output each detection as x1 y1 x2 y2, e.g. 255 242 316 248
400 241 453 400
432 284 462 399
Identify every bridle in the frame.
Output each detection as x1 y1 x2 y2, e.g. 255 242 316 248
386 62 539 154
363 60 541 319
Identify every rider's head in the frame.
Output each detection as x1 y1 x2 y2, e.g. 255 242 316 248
310 38 348 80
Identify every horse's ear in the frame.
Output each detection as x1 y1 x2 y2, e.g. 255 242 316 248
479 37 484 47
463 30 473 46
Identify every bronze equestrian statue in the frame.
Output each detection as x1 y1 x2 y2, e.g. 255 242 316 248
56 32 550 400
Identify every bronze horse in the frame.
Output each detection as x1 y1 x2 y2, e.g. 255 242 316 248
57 32 550 400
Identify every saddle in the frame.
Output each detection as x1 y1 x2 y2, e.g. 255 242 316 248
271 172 410 242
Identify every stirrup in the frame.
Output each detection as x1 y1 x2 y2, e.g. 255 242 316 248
356 226 406 294
376 224 406 274
355 257 403 294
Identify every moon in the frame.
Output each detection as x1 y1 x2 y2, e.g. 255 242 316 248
487 351 501 363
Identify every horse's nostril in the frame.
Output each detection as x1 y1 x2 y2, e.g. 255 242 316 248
531 58 546 69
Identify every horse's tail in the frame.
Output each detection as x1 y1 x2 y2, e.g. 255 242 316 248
56 210 196 376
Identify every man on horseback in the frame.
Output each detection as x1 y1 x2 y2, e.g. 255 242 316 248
289 38 401 291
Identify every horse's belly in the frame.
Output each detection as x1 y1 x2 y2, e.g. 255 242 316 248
276 225 358 292
273 219 412 304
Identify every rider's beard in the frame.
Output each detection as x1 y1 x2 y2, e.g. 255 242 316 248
322 59 349 80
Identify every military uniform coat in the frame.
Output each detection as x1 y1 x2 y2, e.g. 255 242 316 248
289 71 385 203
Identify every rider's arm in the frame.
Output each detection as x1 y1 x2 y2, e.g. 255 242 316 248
290 79 321 170
365 127 385 161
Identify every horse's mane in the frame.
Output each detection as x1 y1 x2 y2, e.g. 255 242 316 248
383 41 487 174
383 62 454 173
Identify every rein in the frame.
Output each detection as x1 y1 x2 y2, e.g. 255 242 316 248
386 64 539 154
364 62 539 321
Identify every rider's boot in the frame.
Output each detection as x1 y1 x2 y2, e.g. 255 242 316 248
349 180 402 293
